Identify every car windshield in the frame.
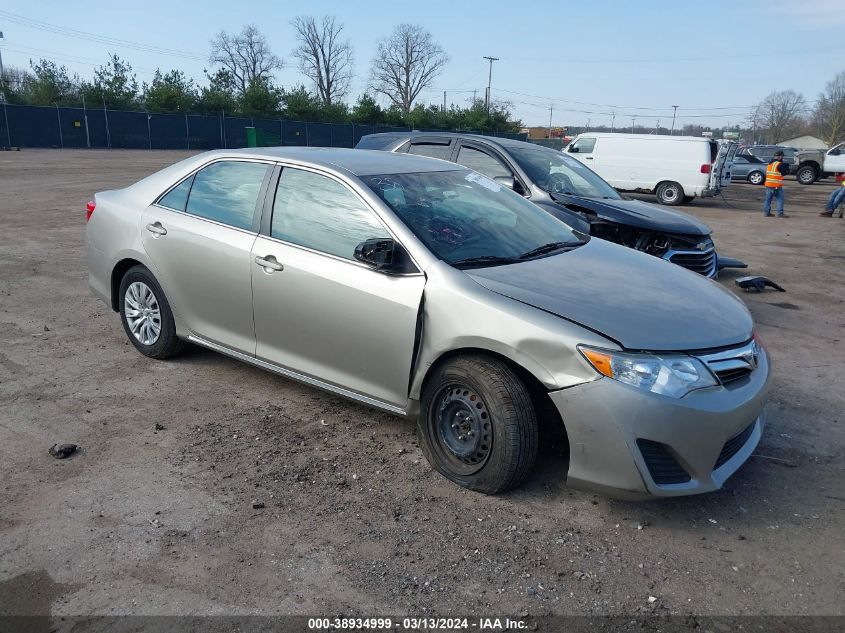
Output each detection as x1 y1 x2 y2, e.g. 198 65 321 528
364 170 587 268
507 145 621 199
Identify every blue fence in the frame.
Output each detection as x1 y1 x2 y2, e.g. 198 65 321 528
0 103 526 150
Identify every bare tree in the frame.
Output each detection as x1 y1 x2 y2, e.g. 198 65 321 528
209 25 283 96
749 90 806 144
813 71 845 146
370 24 449 115
291 16 353 106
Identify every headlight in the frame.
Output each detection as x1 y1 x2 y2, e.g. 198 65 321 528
578 345 718 398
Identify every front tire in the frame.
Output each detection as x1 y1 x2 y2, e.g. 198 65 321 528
417 355 539 494
656 181 684 205
119 265 183 359
747 171 764 186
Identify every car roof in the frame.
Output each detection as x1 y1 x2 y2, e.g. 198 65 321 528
360 131 544 152
201 146 462 176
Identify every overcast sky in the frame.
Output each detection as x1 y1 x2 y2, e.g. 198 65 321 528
1 0 843 128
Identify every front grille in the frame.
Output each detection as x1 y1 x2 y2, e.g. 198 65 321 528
669 249 717 276
637 439 691 485
714 423 755 470
714 366 752 385
697 340 760 387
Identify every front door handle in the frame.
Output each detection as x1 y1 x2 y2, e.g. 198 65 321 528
146 222 167 236
255 255 284 273
584 156 594 160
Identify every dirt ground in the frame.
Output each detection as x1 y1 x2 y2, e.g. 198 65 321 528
0 150 843 623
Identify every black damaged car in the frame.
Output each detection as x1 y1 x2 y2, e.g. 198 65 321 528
356 132 744 278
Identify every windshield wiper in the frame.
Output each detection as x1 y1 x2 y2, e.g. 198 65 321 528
518 241 581 260
451 255 518 269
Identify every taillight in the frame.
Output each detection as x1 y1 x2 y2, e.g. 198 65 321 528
86 200 96 222
700 164 712 174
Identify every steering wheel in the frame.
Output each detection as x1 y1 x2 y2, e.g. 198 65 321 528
548 172 575 194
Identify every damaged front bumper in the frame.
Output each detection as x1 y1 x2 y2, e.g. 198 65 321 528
548 347 771 500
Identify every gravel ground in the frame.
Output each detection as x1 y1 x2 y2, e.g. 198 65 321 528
0 150 843 622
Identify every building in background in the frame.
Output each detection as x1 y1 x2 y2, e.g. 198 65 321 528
779 135 828 150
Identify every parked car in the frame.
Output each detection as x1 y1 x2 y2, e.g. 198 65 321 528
562 132 736 205
730 154 767 185
87 147 770 499
823 141 845 173
740 145 798 172
357 132 738 278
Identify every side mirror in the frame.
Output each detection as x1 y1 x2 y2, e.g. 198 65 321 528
493 175 514 190
569 146 579 153
354 238 415 274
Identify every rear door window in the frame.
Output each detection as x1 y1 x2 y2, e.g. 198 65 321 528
185 161 269 231
456 145 513 180
408 142 452 160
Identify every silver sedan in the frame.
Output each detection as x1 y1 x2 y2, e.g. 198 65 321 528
86 148 770 498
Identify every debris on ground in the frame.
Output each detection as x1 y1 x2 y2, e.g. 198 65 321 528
48 443 79 459
735 275 786 292
251 500 265 509
154 423 165 431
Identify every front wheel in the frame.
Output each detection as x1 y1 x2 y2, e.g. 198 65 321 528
655 181 684 205
119 265 184 359
418 355 538 494
796 165 817 185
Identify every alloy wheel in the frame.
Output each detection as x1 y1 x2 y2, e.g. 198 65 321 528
124 281 162 346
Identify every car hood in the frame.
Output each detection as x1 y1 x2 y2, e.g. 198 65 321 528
554 195 711 236
465 238 752 351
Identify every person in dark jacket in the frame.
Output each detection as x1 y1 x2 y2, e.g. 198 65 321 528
763 150 790 217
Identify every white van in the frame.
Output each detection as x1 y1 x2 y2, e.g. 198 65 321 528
563 133 735 205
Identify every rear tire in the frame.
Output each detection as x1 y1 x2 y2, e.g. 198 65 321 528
655 181 684 205
119 265 184 359
796 165 817 185
747 171 764 186
417 355 538 494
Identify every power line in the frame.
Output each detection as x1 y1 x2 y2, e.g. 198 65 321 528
0 9 205 60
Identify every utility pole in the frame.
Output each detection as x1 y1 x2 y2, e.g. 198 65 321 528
81 92 90 148
611 110 615 133
548 104 554 138
443 91 446 113
482 56 499 114
0 31 5 83
670 105 679 135
631 117 636 134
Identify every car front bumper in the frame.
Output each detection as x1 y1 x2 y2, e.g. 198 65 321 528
549 347 771 500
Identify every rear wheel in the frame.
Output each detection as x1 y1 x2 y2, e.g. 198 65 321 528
796 165 818 185
747 171 764 186
119 265 183 359
417 355 538 494
655 181 684 205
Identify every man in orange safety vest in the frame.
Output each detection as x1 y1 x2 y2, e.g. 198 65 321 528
763 149 789 218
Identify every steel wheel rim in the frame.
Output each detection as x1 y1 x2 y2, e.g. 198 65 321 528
798 170 813 184
124 281 162 346
431 384 493 475
749 172 763 185
662 185 680 203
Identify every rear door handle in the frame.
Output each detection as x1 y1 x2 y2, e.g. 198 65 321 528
255 255 284 272
146 222 167 236
584 156 594 160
